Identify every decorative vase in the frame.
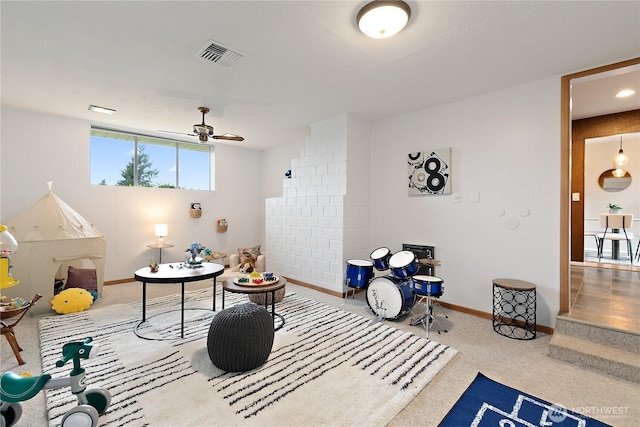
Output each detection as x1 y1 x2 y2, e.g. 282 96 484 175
609 208 622 214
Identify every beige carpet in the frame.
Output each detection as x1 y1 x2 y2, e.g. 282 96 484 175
2 279 639 426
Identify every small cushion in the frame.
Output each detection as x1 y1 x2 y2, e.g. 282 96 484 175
51 288 94 314
237 245 261 263
65 266 98 292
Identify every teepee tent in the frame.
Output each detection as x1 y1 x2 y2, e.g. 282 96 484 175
5 183 106 315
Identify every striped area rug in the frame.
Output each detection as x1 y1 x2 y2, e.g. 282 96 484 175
39 288 457 426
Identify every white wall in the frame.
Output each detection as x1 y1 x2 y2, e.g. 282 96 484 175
1 107 265 284
370 78 561 327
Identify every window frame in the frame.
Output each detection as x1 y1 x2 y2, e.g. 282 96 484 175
90 127 215 190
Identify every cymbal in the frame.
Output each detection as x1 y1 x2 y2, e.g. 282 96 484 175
419 258 441 266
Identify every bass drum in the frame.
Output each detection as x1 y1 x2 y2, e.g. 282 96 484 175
366 276 415 320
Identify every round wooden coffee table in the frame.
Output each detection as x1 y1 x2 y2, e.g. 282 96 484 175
222 277 287 330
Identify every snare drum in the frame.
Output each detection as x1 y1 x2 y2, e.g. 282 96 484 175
370 247 391 271
366 276 416 320
345 259 374 289
388 251 420 278
411 275 444 296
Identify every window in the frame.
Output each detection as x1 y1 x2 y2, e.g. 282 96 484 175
90 128 214 190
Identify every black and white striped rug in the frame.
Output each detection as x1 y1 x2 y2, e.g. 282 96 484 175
39 288 457 426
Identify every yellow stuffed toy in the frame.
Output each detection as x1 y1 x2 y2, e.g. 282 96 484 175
51 288 94 314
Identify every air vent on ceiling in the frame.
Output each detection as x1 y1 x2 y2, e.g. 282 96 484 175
195 40 244 68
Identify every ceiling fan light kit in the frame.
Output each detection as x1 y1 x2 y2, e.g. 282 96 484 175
192 106 244 143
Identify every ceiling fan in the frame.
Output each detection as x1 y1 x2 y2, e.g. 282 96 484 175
161 107 244 142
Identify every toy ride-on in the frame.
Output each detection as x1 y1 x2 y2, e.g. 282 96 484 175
0 337 111 427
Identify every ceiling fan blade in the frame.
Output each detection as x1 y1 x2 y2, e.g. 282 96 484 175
158 130 197 136
212 133 244 142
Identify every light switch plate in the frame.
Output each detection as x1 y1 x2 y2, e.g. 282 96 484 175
572 192 580 202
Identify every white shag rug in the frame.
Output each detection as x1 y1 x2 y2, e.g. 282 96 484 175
39 288 457 426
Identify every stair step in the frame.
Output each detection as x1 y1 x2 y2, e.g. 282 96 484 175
549 321 640 383
554 316 640 353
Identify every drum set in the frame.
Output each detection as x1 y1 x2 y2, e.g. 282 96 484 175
345 247 448 337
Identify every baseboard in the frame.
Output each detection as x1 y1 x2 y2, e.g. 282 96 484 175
105 278 135 286
283 276 345 298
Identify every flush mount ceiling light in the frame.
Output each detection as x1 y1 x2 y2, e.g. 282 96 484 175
357 0 411 39
616 89 636 98
88 105 116 115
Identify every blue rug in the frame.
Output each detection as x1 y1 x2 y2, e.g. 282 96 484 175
439 373 611 426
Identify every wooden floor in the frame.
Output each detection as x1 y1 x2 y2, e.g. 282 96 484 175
569 261 640 333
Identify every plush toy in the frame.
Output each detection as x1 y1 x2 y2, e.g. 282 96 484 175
51 288 94 314
238 258 255 274
203 248 227 263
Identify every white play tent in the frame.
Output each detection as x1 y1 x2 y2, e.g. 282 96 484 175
6 183 106 315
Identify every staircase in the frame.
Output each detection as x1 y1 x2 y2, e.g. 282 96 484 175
549 316 640 383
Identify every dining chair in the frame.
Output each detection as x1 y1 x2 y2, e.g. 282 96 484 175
596 214 635 264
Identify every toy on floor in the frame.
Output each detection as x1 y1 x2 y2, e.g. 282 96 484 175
0 337 111 427
51 288 94 314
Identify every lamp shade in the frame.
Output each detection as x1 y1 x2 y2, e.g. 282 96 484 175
357 0 411 39
155 224 168 237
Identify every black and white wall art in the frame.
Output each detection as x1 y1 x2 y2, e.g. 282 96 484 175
408 148 452 195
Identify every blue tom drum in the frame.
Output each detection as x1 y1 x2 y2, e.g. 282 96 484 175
345 259 374 289
411 275 444 297
370 247 391 271
388 250 420 278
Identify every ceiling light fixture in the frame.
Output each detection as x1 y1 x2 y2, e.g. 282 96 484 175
88 105 116 115
357 0 411 39
613 135 629 168
615 89 636 98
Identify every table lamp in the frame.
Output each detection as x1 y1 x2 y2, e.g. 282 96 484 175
0 224 20 289
155 224 168 246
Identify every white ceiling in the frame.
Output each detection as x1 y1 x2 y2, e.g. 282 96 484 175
1 1 639 150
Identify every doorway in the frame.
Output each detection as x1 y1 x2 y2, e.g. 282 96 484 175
560 58 640 331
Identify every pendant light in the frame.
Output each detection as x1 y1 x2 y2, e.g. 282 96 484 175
613 135 629 168
357 1 411 39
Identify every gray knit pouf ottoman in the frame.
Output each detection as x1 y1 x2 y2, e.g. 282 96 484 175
248 286 286 306
207 303 274 372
